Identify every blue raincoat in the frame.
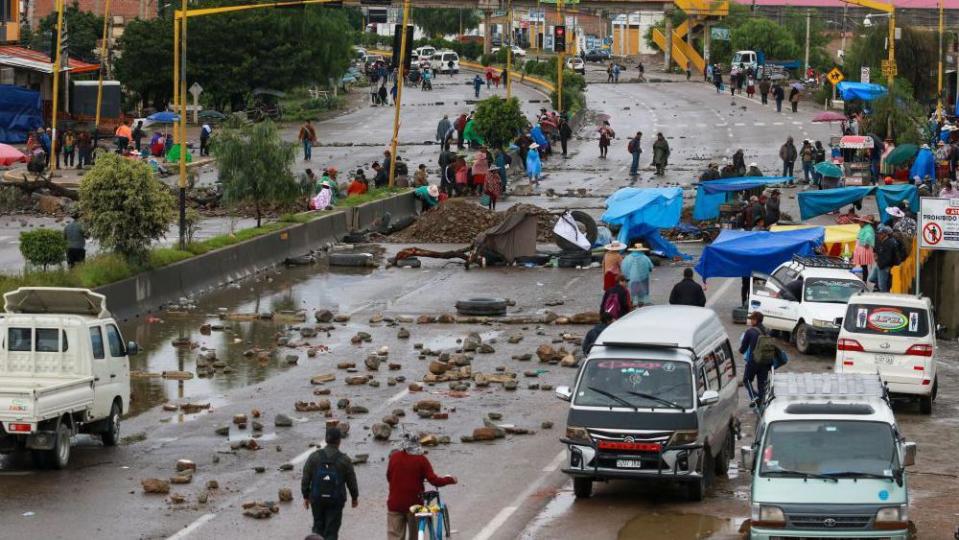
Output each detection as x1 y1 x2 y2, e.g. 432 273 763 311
621 251 654 305
531 126 549 148
526 149 542 180
909 147 936 183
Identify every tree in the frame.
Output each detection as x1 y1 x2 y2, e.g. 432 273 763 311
19 229 66 270
730 19 799 61
113 17 172 110
845 26 938 103
411 8 479 39
473 97 527 149
863 81 928 144
212 118 298 227
34 2 104 61
78 154 176 262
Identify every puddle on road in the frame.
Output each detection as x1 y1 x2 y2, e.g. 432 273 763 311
617 512 742 539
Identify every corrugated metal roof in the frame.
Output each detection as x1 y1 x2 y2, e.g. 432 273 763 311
0 45 99 74
736 0 959 8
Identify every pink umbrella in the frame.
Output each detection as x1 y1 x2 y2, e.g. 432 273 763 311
0 143 27 167
812 111 847 123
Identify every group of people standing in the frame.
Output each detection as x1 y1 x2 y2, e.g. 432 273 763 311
25 126 95 171
708 64 801 113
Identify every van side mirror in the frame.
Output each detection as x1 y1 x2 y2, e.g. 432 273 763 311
555 386 572 402
127 341 140 356
740 445 755 470
699 389 720 406
902 441 917 467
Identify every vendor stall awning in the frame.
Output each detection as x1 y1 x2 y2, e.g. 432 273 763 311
0 45 100 74
695 227 825 280
836 82 888 102
797 185 918 222
692 177 790 221
769 224 860 256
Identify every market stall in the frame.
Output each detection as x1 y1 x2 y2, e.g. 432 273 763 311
694 227 825 280
691 177 790 222
796 184 918 222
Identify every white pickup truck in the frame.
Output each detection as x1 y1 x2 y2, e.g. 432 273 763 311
0 287 135 469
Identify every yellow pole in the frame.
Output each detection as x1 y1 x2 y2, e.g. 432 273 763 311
49 0 65 172
887 10 895 90
556 0 563 112
937 0 943 121
388 0 410 188
178 0 188 248
94 0 111 133
173 15 179 140
506 0 512 98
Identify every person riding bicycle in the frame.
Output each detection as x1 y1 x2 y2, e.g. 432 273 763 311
386 436 457 539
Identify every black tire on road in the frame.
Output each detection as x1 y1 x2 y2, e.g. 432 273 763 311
395 257 422 268
48 422 71 470
793 322 812 355
687 446 714 501
328 253 375 267
101 402 121 447
455 298 508 316
553 211 599 252
515 254 551 266
341 232 369 244
557 251 593 268
573 477 593 499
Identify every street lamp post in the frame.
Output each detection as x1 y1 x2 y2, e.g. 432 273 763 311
94 0 112 134
49 0 65 172
387 0 411 188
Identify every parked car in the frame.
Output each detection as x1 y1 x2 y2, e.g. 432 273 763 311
582 48 611 62
749 255 864 354
836 292 939 414
556 305 740 501
430 50 460 74
565 57 586 75
412 46 436 65
491 44 527 58
742 372 915 540
0 288 137 469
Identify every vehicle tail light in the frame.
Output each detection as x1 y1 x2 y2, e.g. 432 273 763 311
905 344 933 357
913 366 925 371
837 338 864 352
843 360 855 366
7 423 31 433
922 379 931 385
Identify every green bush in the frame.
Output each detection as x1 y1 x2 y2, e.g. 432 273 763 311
73 254 135 287
19 228 66 270
148 248 193 268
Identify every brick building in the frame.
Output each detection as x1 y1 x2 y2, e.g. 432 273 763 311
25 0 155 29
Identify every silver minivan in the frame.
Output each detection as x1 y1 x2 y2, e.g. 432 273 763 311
556 306 739 500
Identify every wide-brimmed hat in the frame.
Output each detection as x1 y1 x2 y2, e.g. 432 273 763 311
427 185 439 198
530 142 540 149
604 241 627 251
628 243 649 252
748 162 758 167
886 207 905 218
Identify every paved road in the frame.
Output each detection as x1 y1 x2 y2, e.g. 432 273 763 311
1 78 956 540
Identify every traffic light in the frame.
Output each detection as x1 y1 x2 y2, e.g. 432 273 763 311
554 25 566 53
391 24 414 70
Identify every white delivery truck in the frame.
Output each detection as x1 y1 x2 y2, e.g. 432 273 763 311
0 288 135 468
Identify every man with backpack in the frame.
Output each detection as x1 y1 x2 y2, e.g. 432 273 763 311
874 225 901 292
740 311 774 404
600 274 632 320
301 427 359 540
628 131 643 176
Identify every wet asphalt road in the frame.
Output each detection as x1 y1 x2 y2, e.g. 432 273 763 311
1 78 957 540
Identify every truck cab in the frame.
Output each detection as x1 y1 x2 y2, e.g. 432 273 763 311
732 50 759 73
742 372 915 540
750 256 865 354
0 288 135 469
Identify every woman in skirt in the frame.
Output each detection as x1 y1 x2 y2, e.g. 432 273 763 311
852 215 876 281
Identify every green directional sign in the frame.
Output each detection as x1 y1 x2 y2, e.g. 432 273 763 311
711 27 730 41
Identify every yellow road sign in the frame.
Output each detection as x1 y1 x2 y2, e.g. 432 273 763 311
826 67 845 85
881 59 898 77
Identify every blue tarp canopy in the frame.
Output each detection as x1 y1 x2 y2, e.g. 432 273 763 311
909 147 935 182
692 177 791 221
0 85 43 144
695 227 825 280
797 185 919 222
836 81 888 102
602 187 689 260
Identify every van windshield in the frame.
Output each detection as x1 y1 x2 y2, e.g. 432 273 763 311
803 278 864 304
760 420 897 479
575 359 693 409
844 304 930 337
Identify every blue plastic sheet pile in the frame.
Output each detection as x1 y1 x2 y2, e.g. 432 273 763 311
695 228 825 280
601 187 690 260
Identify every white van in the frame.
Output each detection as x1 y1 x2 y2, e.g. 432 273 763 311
0 288 135 468
431 50 460 74
835 293 938 414
413 46 436 63
556 306 739 501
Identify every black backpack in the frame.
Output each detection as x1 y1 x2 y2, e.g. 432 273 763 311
310 453 343 504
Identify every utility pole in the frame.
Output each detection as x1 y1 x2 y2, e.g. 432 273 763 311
94 0 112 134
506 0 513 98
49 0 64 172
556 0 563 112
937 0 943 121
803 9 810 78
177 0 187 249
388 0 410 188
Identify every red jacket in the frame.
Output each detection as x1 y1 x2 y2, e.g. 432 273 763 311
386 451 455 513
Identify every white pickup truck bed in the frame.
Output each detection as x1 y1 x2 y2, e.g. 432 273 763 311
0 377 95 426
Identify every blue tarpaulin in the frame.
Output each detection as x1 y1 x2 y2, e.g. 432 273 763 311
602 187 688 260
695 227 825 280
797 185 918 222
692 177 791 221
909 147 935 182
625 223 691 260
0 85 43 144
836 81 888 102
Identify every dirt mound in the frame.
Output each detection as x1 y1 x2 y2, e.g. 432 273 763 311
388 199 558 244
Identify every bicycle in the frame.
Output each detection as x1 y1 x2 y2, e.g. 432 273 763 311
412 489 451 540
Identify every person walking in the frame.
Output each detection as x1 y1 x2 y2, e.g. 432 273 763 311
612 63 621 83
63 213 86 268
789 85 800 113
77 129 92 169
606 63 614 83
600 274 632 320
853 215 876 280
558 116 572 158
598 121 614 159
685 61 692 81
526 142 543 185
386 436 457 540
652 133 670 176
484 168 502 210
621 243 654 307
62 129 76 168
668 268 706 307
602 240 626 290
759 77 771 105
712 65 723 94
740 311 771 403
764 189 781 227
779 136 797 182
800 139 815 183
874 225 899 292
582 311 613 356
628 131 643 176
299 120 317 162
773 83 785 113
473 74 483 98
454 113 467 150
436 115 452 152
301 427 358 540
472 147 490 196
199 123 212 156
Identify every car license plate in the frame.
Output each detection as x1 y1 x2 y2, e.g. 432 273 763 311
875 353 895 365
616 459 643 469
